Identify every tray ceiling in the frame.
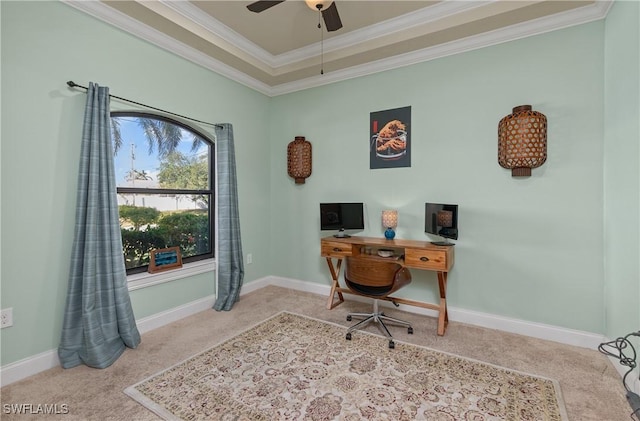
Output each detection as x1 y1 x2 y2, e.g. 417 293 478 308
63 1 610 96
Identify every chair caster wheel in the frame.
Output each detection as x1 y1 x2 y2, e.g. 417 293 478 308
346 332 352 341
388 341 395 349
408 327 414 334
346 315 352 321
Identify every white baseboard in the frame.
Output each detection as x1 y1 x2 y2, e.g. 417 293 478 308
258 276 607 349
0 349 60 388
0 295 216 387
605 351 640 394
447 307 606 349
0 277 611 387
136 295 215 334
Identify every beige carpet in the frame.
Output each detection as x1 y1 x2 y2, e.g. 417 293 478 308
125 311 568 420
0 286 630 420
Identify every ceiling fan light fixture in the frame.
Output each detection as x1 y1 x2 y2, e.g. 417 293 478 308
305 0 332 11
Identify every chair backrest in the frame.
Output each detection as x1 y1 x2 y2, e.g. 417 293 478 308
345 258 401 287
345 257 411 297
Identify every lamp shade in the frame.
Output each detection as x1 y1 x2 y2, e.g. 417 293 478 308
498 105 547 177
287 136 312 184
437 210 453 228
381 210 398 229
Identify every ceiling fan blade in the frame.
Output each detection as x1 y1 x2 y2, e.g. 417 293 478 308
246 1 286 13
322 2 343 32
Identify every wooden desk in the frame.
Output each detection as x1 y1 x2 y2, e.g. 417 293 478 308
321 236 454 335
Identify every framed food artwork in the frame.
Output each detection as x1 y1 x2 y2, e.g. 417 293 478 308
370 106 411 169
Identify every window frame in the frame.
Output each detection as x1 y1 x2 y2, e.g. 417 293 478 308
111 111 216 275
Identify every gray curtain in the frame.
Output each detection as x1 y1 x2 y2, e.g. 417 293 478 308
213 123 244 311
58 82 141 369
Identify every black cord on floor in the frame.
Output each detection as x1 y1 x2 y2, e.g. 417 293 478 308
599 331 640 420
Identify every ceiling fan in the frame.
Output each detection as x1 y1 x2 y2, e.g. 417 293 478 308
247 0 343 32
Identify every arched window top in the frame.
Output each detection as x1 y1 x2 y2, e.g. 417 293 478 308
111 112 214 189
111 112 214 148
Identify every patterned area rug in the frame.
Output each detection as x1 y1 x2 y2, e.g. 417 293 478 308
125 312 568 420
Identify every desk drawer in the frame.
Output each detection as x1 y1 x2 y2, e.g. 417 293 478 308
321 241 354 258
404 248 448 271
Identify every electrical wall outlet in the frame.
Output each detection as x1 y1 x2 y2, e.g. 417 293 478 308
1 308 13 328
247 253 253 264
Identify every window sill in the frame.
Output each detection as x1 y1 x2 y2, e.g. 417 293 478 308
127 259 215 291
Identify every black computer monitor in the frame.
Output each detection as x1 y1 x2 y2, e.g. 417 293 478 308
320 203 364 238
425 203 458 246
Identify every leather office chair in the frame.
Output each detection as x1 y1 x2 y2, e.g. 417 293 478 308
344 257 413 348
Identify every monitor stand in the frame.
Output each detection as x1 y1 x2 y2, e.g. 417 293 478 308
333 228 351 238
431 237 454 246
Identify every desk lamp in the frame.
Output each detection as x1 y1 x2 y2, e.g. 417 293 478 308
382 210 398 240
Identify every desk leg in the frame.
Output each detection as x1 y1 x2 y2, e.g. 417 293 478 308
325 257 345 310
437 271 449 336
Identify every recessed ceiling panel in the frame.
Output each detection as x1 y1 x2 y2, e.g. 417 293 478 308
80 0 604 94
193 1 437 55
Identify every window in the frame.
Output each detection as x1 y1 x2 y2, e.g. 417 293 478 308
111 112 214 274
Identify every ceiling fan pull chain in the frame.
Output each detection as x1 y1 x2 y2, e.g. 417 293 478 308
317 8 324 75
318 7 326 75
321 25 324 75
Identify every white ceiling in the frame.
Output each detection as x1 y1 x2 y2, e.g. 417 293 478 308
63 0 611 96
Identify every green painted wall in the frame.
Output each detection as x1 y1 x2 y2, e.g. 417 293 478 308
603 0 640 354
269 21 607 333
0 1 272 366
1 0 637 370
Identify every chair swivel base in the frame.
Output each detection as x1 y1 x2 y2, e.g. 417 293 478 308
345 306 413 349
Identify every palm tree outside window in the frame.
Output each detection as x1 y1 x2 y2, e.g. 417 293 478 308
110 112 215 274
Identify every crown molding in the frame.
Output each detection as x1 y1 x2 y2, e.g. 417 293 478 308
160 0 496 68
270 0 613 95
61 0 273 96
61 0 612 98
145 0 276 70
275 0 499 66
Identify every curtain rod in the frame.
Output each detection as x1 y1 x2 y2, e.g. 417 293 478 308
66 81 223 129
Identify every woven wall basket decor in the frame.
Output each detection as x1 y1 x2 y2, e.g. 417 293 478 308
287 136 312 184
498 105 547 177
